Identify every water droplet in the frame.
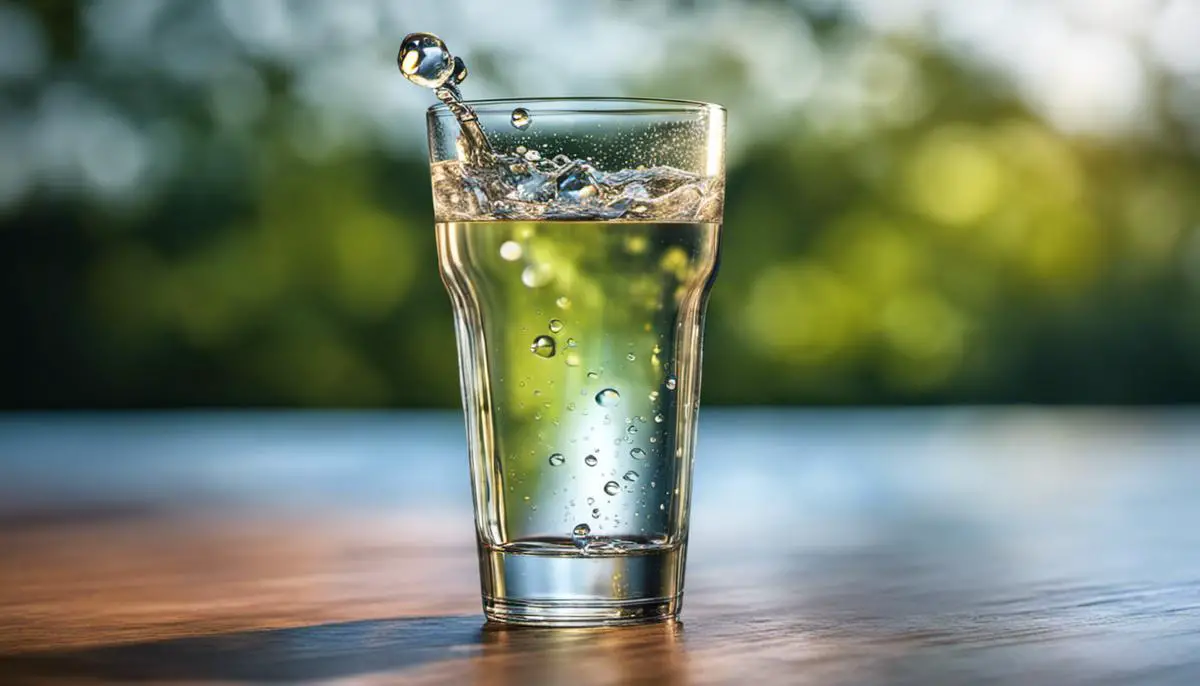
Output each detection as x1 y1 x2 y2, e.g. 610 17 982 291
587 497 595 505
654 413 665 423
567 402 576 411
624 470 639 482
530 335 556 358
650 436 658 443
591 508 601 519
666 376 678 390
397 33 456 88
522 264 553 288
556 296 571 309
566 338 577 348
631 448 647 461
587 370 600 380
549 319 564 333
565 352 581 367
511 107 532 130
595 388 621 407
548 453 565 467
626 353 637 361
626 425 638 435
649 391 659 402
604 481 621 496
585 454 598 467
499 241 522 261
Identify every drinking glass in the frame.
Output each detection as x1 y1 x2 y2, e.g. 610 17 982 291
429 98 724 625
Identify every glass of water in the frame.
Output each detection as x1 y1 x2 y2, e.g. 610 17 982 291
429 97 725 626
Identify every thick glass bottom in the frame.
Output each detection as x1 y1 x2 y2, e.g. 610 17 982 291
479 541 685 627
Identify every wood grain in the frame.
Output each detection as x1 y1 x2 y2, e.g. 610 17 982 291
1 411 1199 684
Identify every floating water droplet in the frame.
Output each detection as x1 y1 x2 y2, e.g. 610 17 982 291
631 448 647 460
499 241 522 261
572 523 591 548
604 481 621 496
451 56 468 84
626 353 636 361
522 264 553 288
549 319 564 333
585 454 598 467
530 335 556 358
591 508 601 519
624 470 639 482
556 296 571 309
595 388 621 407
654 413 664 423
397 33 456 88
548 453 565 467
511 107 532 130
666 376 677 390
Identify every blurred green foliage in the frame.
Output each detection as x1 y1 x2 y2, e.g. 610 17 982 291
3 0 1200 407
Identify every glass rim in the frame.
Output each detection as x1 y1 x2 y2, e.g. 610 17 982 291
428 97 726 117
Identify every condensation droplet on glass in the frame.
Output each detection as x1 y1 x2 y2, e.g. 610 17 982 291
549 319 564 333
585 454 598 467
666 376 678 390
604 481 621 496
511 107 532 130
499 241 522 261
626 425 638 435
623 470 639 483
530 335 556 358
595 388 620 407
631 448 647 460
548 453 565 467
626 353 636 361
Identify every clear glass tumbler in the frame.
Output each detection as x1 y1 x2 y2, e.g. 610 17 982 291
429 98 725 626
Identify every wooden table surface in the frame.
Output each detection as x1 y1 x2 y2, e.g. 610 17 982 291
1 409 1199 685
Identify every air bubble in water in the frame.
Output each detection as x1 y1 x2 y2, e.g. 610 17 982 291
626 425 638 435
624 470 639 482
511 108 532 130
591 508 601 519
587 497 595 505
631 448 647 460
649 391 659 402
666 376 678 390
556 296 571 309
604 481 621 496
531 335 556 358
627 353 636 361
585 454 598 467
549 319 564 333
595 388 620 407
654 413 665 423
397 33 456 88
565 352 581 367
522 264 553 288
499 241 522 261
549 453 565 467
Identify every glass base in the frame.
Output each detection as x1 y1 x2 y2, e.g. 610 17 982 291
479 542 685 627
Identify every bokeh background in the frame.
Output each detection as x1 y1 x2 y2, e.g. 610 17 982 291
3 0 1200 409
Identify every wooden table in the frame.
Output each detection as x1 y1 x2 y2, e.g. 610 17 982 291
1 410 1199 684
